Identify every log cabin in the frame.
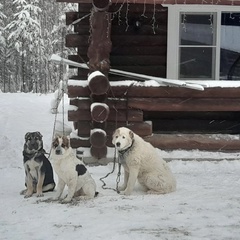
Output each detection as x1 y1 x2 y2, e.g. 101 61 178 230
56 0 240 159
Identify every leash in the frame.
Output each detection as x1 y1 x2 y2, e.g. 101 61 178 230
99 147 122 193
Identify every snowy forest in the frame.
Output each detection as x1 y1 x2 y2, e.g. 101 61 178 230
0 0 77 93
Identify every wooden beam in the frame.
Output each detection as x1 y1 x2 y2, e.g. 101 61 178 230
56 0 240 5
68 109 143 122
76 121 152 136
87 11 112 75
144 134 240 152
128 98 240 112
68 84 240 99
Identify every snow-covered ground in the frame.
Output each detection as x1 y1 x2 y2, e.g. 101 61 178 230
1 92 240 240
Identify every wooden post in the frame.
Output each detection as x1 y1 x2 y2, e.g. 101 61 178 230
92 0 111 12
86 0 112 159
88 2 111 75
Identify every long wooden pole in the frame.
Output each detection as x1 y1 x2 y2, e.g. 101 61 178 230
50 54 205 91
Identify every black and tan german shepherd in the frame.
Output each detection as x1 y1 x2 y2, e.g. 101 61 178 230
21 132 55 198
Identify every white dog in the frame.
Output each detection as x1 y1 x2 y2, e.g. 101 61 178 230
50 136 98 203
112 127 176 195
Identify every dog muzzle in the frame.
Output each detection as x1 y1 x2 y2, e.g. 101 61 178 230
55 146 63 155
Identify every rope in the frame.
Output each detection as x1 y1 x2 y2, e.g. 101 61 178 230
49 27 66 157
99 147 121 193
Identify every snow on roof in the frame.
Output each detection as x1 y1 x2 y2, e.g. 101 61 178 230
68 79 240 88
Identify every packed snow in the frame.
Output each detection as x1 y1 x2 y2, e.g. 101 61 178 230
1 92 240 240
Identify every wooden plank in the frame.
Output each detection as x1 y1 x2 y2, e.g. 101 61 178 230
66 34 89 47
68 109 143 122
87 11 112 75
152 119 240 134
68 84 240 98
128 98 240 112
66 34 166 48
70 133 240 151
111 46 167 56
70 137 90 148
111 25 167 36
109 66 166 78
70 98 128 110
110 55 166 66
111 35 167 47
144 134 240 152
75 121 152 136
57 0 240 5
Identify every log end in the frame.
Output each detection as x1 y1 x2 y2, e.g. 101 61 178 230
88 71 109 95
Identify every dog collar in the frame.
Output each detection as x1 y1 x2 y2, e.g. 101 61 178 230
23 148 46 159
118 140 134 155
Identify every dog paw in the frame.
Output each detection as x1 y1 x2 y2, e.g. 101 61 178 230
24 194 32 198
60 198 72 204
119 190 131 196
36 193 44 197
117 186 126 192
20 189 27 195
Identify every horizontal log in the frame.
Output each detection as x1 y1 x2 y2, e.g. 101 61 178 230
57 0 240 5
111 35 167 47
66 34 89 47
66 34 166 48
70 133 240 152
128 98 240 112
75 121 152 137
110 25 167 36
111 46 167 56
144 134 240 152
68 109 143 122
152 119 240 134
70 137 90 148
110 55 166 66
70 98 128 110
90 146 107 159
68 84 240 99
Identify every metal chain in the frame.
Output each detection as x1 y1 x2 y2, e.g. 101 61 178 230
99 147 121 193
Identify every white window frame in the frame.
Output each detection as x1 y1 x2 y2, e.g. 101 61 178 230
164 5 239 80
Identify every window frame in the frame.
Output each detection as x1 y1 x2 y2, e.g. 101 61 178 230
164 5 239 80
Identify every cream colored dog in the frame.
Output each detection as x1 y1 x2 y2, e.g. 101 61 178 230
50 136 98 203
112 127 176 195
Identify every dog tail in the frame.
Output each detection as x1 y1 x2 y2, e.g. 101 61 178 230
94 191 99 197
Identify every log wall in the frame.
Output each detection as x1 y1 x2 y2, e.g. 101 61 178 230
58 0 240 156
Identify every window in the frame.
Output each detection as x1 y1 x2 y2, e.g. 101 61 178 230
166 5 240 80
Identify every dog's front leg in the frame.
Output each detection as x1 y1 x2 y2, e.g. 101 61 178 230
52 178 65 201
118 169 129 192
61 179 77 203
120 168 138 195
25 173 34 198
36 173 44 197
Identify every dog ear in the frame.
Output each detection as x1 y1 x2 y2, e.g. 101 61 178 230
37 132 43 139
62 136 70 148
25 132 31 140
129 130 134 140
112 128 120 144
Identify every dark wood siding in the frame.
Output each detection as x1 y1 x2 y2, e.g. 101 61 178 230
110 4 167 80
